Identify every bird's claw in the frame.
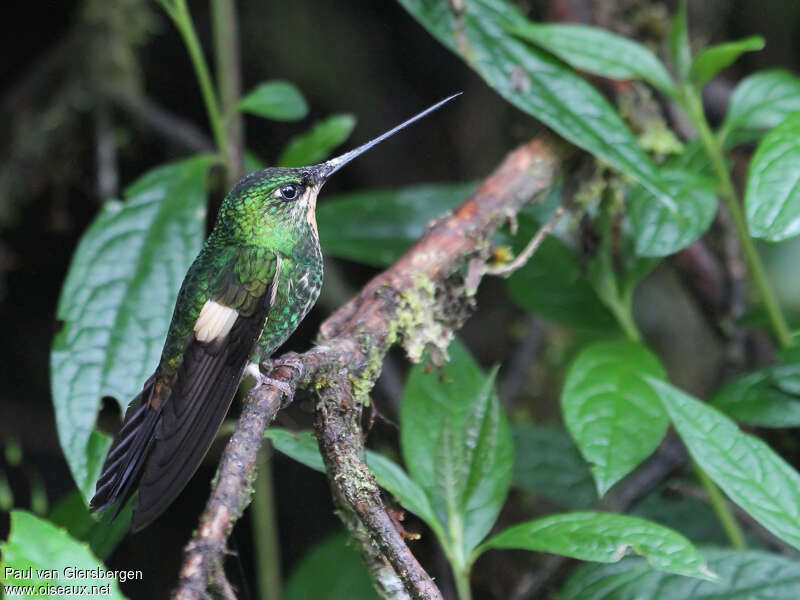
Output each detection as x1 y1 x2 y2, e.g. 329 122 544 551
256 375 293 400
261 354 306 380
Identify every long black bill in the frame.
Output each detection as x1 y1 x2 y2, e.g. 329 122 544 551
315 92 462 180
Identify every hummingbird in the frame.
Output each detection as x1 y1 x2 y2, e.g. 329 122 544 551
90 94 460 531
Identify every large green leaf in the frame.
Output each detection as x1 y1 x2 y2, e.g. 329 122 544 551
317 182 474 267
511 424 597 509
0 511 127 599
506 216 617 332
397 0 677 210
238 80 308 121
265 429 440 534
278 114 356 167
285 532 380 600
50 156 212 501
627 168 717 257
560 548 800 599
745 112 800 242
510 22 675 96
689 36 765 88
401 339 513 563
711 347 800 427
649 377 800 551
481 512 713 579
562 341 668 495
721 70 800 145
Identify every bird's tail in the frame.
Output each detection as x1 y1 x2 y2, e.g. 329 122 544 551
89 377 161 521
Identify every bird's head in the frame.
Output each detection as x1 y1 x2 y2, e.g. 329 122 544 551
212 93 461 249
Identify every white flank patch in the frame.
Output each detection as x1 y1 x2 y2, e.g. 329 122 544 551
194 300 239 342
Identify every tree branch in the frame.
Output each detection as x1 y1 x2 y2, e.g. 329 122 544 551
171 137 562 599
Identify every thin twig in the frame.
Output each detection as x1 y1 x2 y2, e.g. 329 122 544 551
94 103 118 202
484 206 565 277
668 480 798 556
171 138 562 599
114 92 214 152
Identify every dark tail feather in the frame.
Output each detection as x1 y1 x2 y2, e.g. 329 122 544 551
90 379 161 520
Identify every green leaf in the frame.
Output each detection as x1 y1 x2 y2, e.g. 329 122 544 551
238 80 308 121
649 377 800 551
722 69 800 145
317 183 474 267
690 36 765 88
560 548 800 600
397 0 678 211
562 341 668 495
711 348 800 427
266 429 440 531
264 429 325 472
401 339 513 562
668 0 691 82
0 510 128 599
481 512 713 579
510 22 675 96
628 168 717 257
47 491 131 560
745 112 800 242
511 425 597 509
285 532 380 600
364 452 441 534
50 156 212 501
506 215 617 332
278 114 356 167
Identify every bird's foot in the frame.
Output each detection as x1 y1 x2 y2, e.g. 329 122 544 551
257 375 293 399
246 354 305 407
261 353 306 380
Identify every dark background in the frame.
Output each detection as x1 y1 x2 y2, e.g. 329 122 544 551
2 1 800 598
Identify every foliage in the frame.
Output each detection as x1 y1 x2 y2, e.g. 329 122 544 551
0 511 127 599
23 0 800 599
560 549 800 600
284 532 380 600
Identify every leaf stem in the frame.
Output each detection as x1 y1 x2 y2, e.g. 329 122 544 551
210 0 245 184
162 0 229 161
453 568 473 600
591 238 642 342
252 446 284 600
681 86 792 348
692 460 747 549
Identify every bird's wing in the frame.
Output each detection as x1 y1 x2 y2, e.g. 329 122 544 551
91 247 281 531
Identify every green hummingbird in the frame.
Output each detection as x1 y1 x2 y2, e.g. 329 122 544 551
90 94 460 531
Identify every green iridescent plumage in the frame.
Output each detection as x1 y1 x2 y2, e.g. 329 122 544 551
90 94 460 530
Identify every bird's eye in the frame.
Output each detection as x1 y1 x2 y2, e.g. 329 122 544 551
277 183 302 201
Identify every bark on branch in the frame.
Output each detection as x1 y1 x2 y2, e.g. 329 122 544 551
172 137 562 600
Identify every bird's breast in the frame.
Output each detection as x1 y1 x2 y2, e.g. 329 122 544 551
254 246 322 359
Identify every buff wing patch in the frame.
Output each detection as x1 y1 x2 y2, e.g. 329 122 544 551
194 300 239 342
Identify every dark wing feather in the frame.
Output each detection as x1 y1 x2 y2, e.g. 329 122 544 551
90 376 159 518
90 248 280 531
